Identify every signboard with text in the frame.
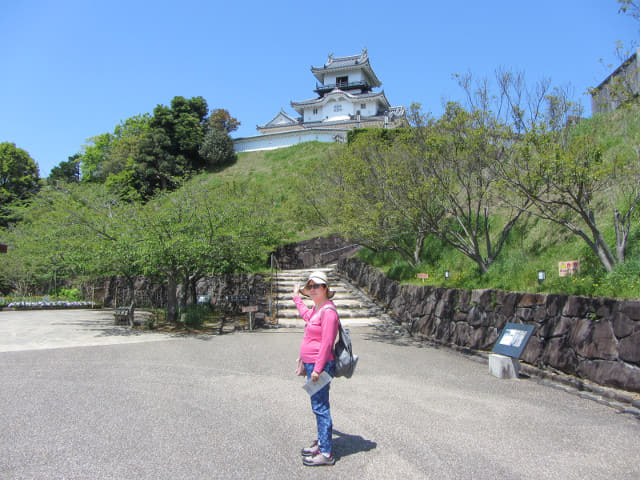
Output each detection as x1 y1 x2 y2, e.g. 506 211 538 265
558 261 580 277
492 323 535 359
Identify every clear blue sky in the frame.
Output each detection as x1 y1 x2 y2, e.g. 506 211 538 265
1 0 637 177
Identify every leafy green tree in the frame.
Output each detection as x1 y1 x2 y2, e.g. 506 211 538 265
49 154 81 184
312 128 435 267
127 127 179 198
79 133 113 182
0 142 40 226
4 184 142 300
199 128 236 168
150 96 209 170
498 102 640 272
78 115 151 184
408 101 530 274
112 96 216 199
131 176 282 322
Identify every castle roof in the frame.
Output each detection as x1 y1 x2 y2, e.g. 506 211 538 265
311 49 382 88
257 109 300 129
290 89 390 115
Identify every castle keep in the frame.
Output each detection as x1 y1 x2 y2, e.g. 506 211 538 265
234 50 406 153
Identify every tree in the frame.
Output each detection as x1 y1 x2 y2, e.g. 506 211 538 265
4 184 143 301
497 102 640 272
77 114 152 185
49 154 81 184
312 128 438 267
208 108 240 134
0 142 40 226
618 0 640 21
150 96 209 171
127 127 180 199
131 177 282 322
199 128 236 168
79 133 113 182
408 100 530 274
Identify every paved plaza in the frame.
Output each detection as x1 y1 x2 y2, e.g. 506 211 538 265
1 309 639 479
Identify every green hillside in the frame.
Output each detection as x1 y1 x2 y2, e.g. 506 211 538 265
219 141 342 241
221 129 639 299
2 113 637 301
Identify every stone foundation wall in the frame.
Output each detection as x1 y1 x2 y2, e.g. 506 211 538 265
338 257 640 393
271 235 359 269
86 273 271 327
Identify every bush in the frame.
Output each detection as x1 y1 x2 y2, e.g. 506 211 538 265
180 303 214 329
387 262 417 281
598 257 640 298
58 287 81 301
543 275 599 297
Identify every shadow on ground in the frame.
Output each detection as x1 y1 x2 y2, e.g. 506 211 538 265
332 429 377 460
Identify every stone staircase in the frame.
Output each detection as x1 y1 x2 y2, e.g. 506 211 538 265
271 265 392 328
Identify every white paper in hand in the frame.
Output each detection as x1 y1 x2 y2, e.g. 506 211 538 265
302 371 332 396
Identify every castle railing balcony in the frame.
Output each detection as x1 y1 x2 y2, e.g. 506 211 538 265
314 81 371 95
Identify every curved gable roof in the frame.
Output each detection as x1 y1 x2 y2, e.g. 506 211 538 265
258 109 300 129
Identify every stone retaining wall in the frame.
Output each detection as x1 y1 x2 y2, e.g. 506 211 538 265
272 235 359 269
86 273 271 327
338 257 640 393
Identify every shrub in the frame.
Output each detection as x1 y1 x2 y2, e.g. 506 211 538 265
180 303 214 329
58 287 81 301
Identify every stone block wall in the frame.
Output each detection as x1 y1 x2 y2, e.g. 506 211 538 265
338 257 640 393
86 273 271 327
271 235 360 269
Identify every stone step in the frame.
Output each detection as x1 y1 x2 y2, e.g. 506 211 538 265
278 297 371 310
271 264 386 328
276 317 379 328
275 308 383 318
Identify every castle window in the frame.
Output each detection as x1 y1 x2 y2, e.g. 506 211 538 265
336 76 348 88
361 103 366 110
313 108 318 115
333 104 342 112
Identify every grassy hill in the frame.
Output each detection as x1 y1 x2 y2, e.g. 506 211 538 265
219 141 342 241
218 137 639 299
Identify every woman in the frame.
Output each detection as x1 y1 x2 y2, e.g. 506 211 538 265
293 270 339 467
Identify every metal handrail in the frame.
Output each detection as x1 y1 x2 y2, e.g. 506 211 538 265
269 253 280 325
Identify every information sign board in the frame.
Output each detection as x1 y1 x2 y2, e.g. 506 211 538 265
558 260 580 277
492 322 535 359
242 306 258 313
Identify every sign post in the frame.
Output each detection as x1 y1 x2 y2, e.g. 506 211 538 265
242 305 258 330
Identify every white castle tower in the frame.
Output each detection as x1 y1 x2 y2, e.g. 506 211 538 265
234 49 406 153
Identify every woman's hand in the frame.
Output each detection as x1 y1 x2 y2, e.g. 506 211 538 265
311 371 320 382
293 282 300 297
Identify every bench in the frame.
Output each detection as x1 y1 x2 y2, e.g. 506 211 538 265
113 305 134 325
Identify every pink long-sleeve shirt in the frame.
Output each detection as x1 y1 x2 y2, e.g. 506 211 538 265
294 296 339 373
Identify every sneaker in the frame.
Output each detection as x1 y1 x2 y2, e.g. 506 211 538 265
300 441 319 457
303 452 335 467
